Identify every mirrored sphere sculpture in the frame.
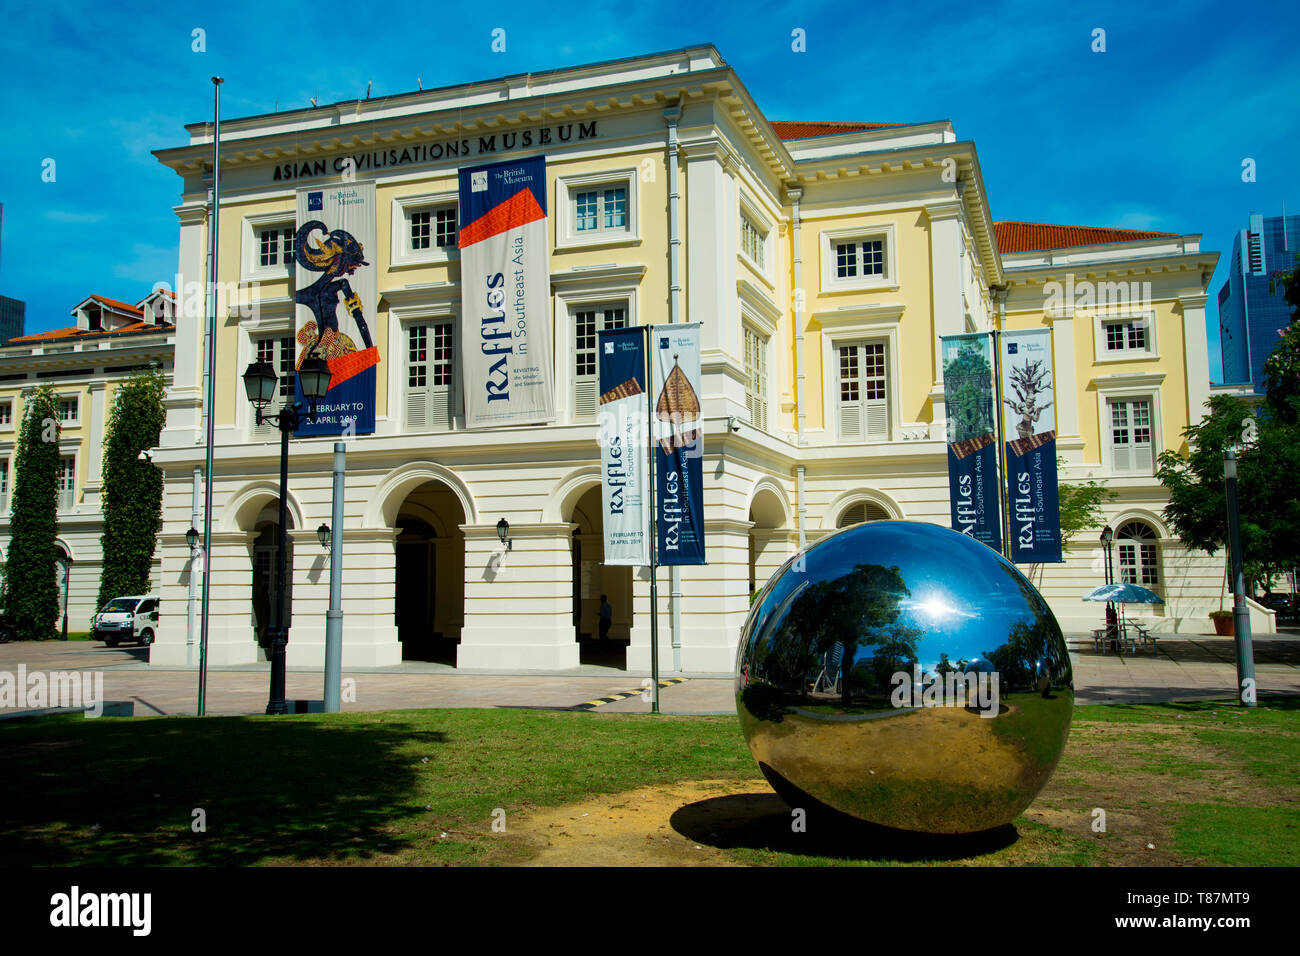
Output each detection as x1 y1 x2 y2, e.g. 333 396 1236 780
736 521 1073 834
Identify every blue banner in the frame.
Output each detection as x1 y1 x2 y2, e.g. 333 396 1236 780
653 324 705 565
941 333 1002 552
1001 329 1062 563
293 181 379 437
598 326 650 566
457 156 555 427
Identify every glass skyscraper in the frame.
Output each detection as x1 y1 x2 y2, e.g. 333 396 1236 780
1218 212 1300 390
0 295 24 347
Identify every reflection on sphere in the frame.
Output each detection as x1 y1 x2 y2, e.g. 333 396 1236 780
735 520 1073 835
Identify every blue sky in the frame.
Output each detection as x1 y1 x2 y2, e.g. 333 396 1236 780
1 0 1296 382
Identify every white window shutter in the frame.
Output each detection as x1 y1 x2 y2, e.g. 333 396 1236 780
865 398 888 439
574 377 597 421
407 388 429 430
1134 441 1153 475
431 382 452 432
747 392 767 431
839 401 862 442
1112 437 1131 472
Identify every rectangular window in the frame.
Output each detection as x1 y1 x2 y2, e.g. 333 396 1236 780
59 456 75 510
837 342 888 441
408 208 456 252
744 326 768 431
741 217 766 269
1103 319 1148 353
1119 543 1159 586
58 397 79 422
256 336 295 399
411 211 432 251
0 401 11 426
0 459 8 513
435 208 457 248
258 227 294 268
835 239 884 280
1109 398 1154 473
252 337 295 439
573 305 628 420
406 322 455 432
574 187 627 234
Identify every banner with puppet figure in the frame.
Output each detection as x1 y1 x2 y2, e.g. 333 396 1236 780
292 181 379 436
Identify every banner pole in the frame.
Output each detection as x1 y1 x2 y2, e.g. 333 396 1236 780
992 330 1011 559
646 324 660 713
197 76 223 717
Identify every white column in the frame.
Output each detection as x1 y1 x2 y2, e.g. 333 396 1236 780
83 382 108 506
458 523 579 670
161 204 208 448
331 528 402 668
927 203 965 386
1179 293 1211 422
1051 313 1080 447
684 142 747 418
152 530 260 666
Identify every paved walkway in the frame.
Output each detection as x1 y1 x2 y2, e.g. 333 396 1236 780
1 633 1297 718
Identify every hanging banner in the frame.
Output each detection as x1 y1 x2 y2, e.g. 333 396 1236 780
598 325 650 566
1001 329 1062 563
457 156 555 428
293 181 380 436
653 323 705 565
941 332 1002 552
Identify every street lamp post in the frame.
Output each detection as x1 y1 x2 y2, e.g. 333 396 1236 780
243 355 332 715
1223 447 1256 707
1100 525 1114 587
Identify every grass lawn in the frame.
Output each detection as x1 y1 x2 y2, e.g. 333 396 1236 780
1 698 1296 866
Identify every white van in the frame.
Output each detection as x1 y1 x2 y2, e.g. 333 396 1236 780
93 594 159 647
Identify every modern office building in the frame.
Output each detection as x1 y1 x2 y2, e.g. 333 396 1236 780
0 295 25 347
0 292 176 628
1217 211 1300 389
145 44 1246 673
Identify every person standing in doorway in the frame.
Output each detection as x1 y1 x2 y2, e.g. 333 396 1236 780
599 594 613 642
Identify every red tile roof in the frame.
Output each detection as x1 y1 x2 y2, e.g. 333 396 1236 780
770 121 902 140
9 327 81 343
8 322 173 345
77 294 144 316
995 221 1179 254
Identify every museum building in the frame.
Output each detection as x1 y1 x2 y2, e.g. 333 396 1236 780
147 44 1241 673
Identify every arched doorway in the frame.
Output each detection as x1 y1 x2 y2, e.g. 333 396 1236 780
749 486 790 598
569 485 631 668
252 508 294 657
393 480 465 662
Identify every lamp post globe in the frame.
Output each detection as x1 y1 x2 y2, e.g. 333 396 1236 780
297 356 332 402
242 360 277 409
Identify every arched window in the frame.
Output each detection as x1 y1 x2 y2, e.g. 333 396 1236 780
837 500 890 528
1117 521 1159 587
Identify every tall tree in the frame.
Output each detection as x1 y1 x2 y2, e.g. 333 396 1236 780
1156 394 1300 594
97 369 166 611
5 386 62 640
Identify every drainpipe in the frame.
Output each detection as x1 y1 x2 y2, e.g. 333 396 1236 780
788 186 807 548
665 104 683 672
